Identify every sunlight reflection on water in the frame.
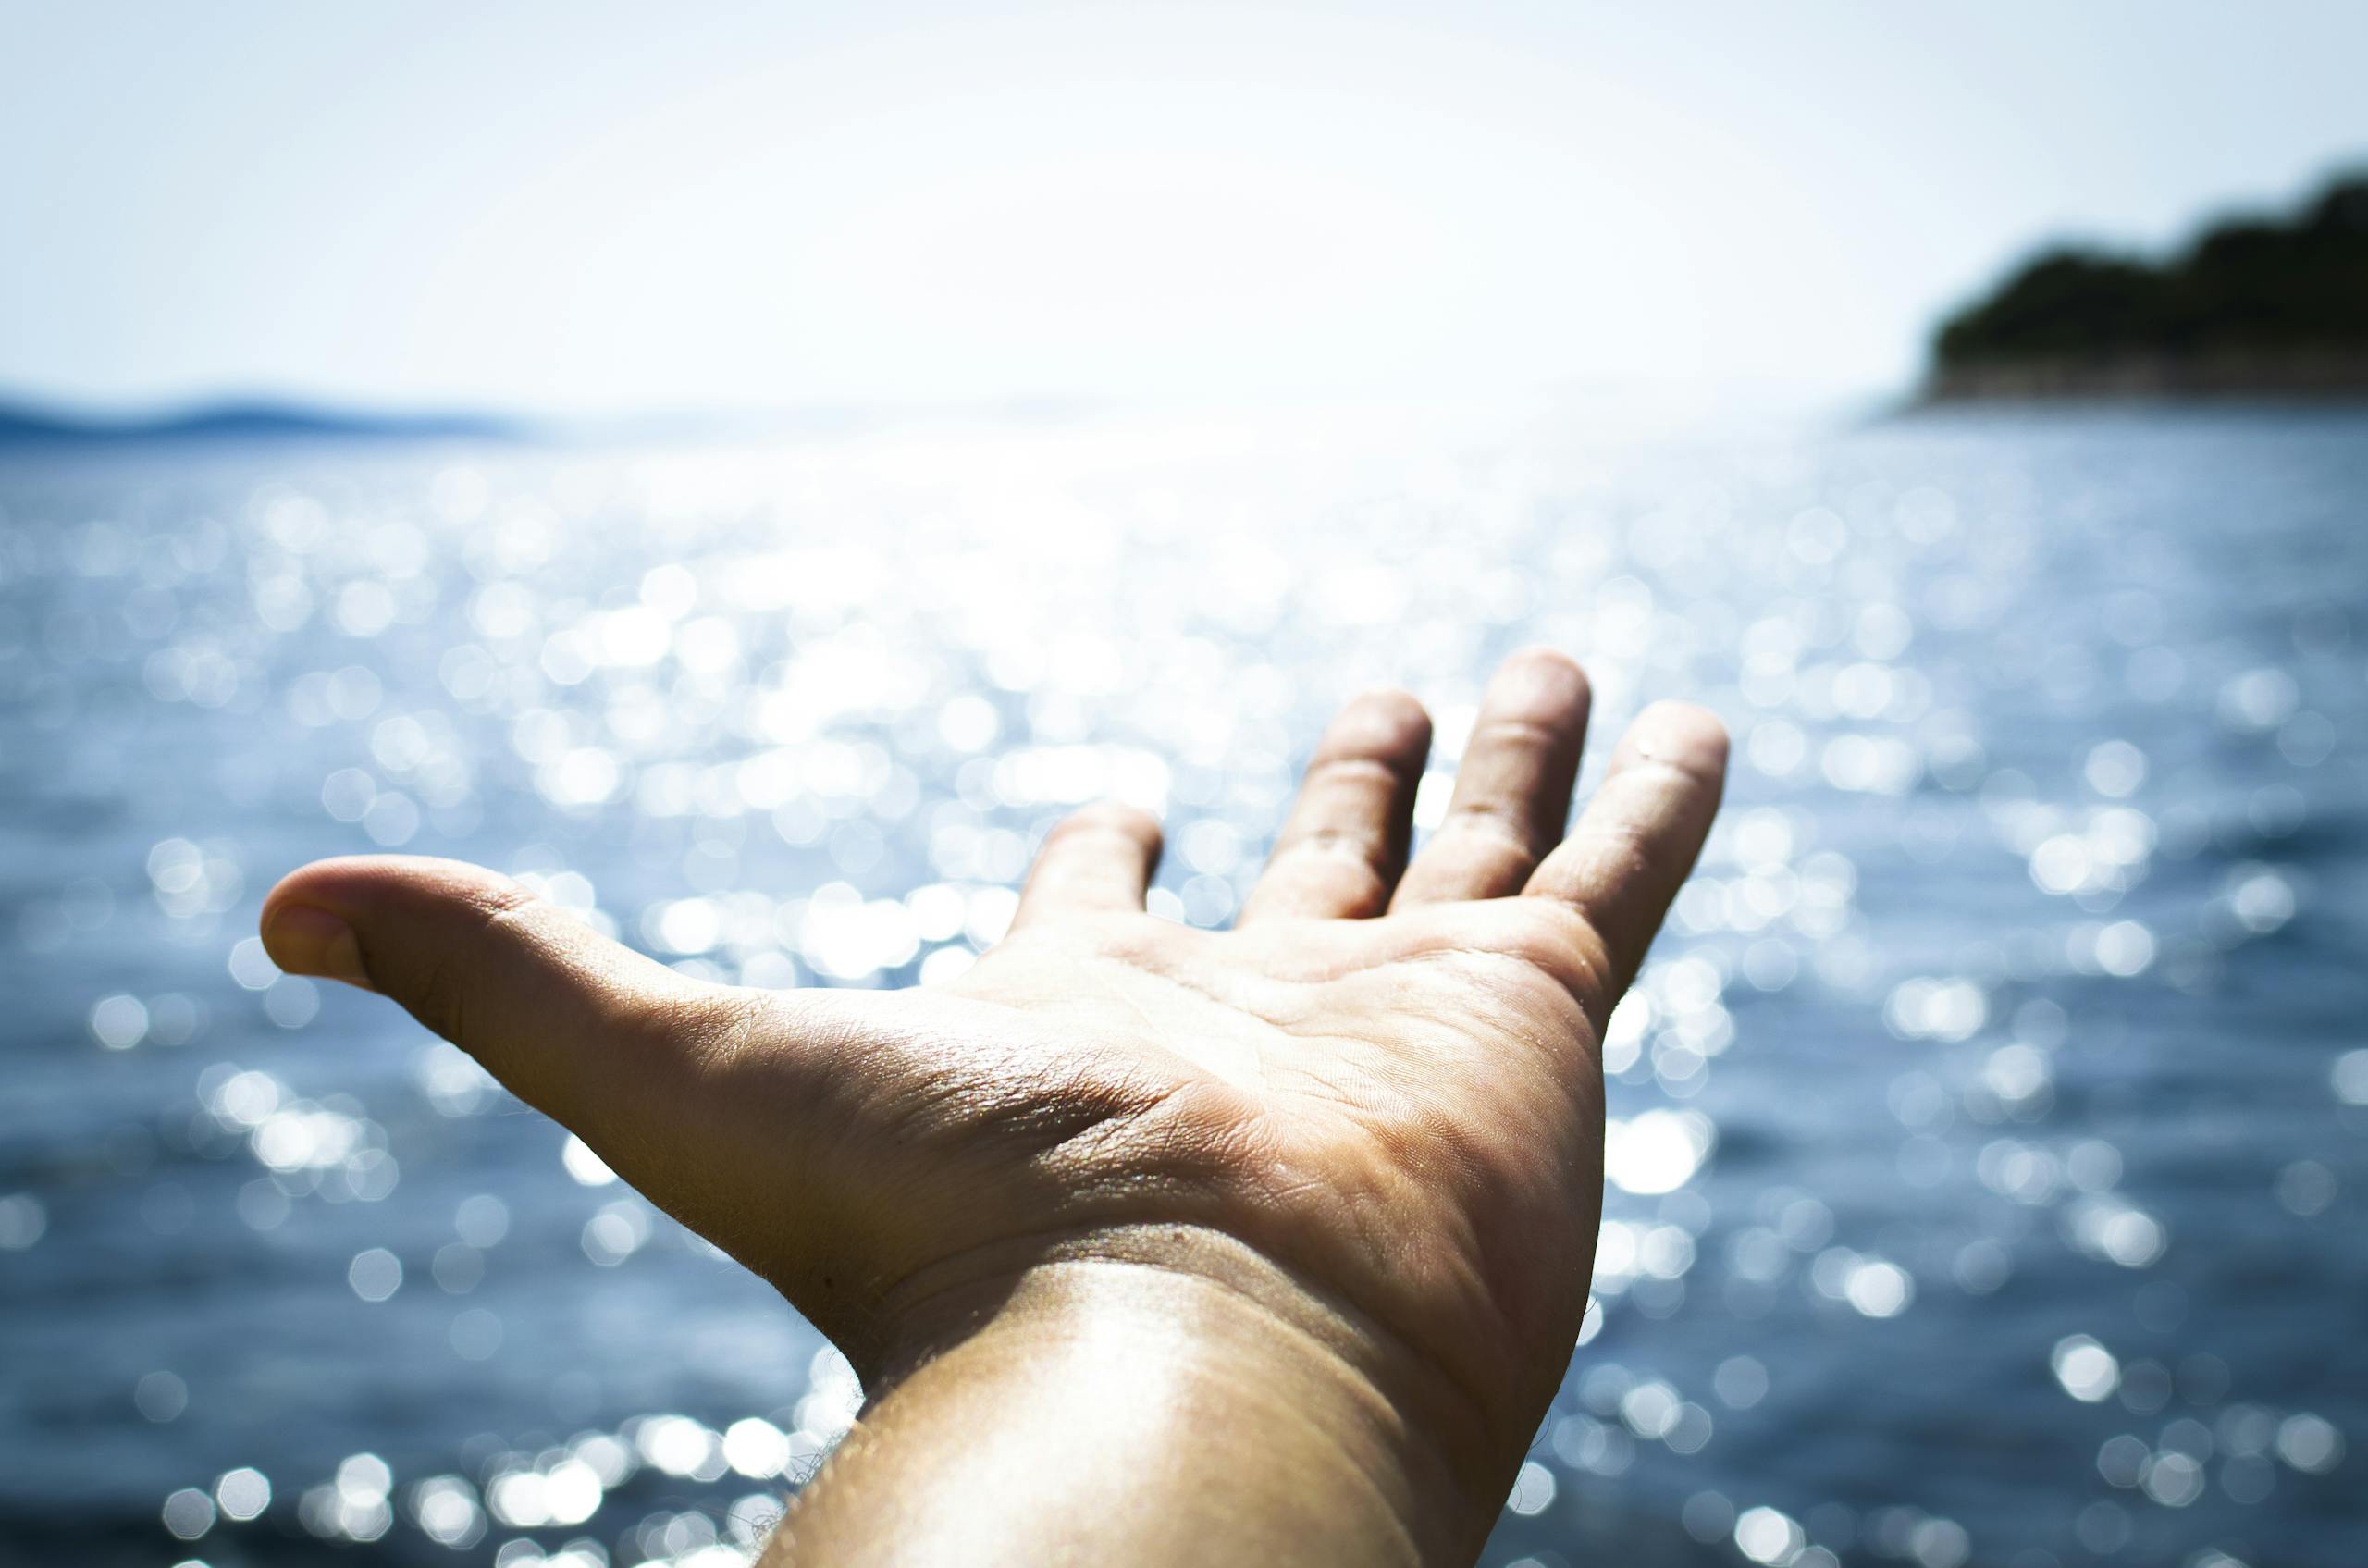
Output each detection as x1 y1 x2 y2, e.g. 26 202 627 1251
1 404 2362 1566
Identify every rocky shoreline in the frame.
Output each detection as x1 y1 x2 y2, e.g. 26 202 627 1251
1927 173 2367 402
1923 348 2368 402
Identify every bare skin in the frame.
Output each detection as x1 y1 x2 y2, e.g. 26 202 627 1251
260 648 1726 1567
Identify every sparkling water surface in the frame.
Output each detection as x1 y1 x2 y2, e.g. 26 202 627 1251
2 404 2362 1568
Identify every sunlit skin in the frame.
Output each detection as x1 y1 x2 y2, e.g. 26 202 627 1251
261 648 1726 1567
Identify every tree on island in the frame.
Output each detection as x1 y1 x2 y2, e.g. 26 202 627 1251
1929 172 2368 397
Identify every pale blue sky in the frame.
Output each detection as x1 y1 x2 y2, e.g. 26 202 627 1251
4 0 2363 415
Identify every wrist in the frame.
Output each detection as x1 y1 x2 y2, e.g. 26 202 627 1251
796 1225 1517 1567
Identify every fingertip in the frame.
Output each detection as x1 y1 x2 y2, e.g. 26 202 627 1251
1069 797 1163 839
1624 701 1730 780
261 856 534 990
265 855 524 920
1060 799 1166 852
1503 644 1586 680
260 856 350 922
1015 799 1166 925
261 903 374 990
1331 687 1433 760
1484 646 1592 720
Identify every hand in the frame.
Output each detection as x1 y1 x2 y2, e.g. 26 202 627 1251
261 648 1726 1566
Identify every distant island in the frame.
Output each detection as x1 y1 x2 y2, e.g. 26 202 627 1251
0 399 519 447
0 398 1095 451
1926 172 2368 400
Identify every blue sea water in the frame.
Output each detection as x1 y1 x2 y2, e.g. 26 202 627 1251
0 404 2362 1568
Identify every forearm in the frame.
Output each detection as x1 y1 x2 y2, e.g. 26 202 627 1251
764 1228 1511 1568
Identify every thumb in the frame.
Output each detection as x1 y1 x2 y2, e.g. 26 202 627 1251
259 855 734 1154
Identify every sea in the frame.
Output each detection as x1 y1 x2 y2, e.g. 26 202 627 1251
1 401 2362 1568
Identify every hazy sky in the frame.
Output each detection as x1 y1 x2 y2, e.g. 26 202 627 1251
4 0 2363 414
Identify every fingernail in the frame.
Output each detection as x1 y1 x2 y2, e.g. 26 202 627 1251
262 906 374 991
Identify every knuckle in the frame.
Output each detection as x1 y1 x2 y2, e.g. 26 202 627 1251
1635 750 1726 793
1282 824 1383 860
1440 797 1546 854
460 875 538 921
405 956 472 1048
1468 713 1566 752
1525 901 1622 1010
1330 690 1431 748
1302 753 1405 794
664 985 772 1080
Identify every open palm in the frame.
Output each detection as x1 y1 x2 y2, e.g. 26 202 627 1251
262 648 1725 1553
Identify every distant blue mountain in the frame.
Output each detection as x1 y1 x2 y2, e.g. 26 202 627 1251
0 399 522 446
0 393 1110 451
